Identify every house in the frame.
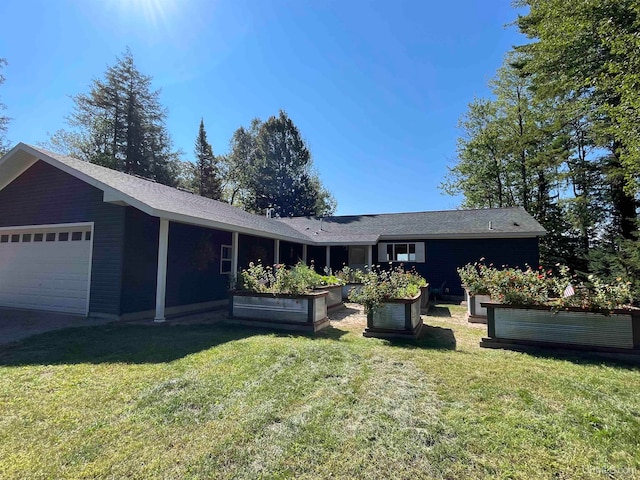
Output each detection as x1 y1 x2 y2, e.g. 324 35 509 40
0 143 546 321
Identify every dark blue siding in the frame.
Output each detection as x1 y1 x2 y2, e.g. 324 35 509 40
238 234 275 269
0 160 126 315
279 241 304 266
166 223 232 307
306 245 326 271
374 237 540 296
120 208 159 314
330 246 349 272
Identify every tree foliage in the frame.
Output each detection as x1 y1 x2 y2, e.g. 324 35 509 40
194 119 223 200
224 111 336 217
444 1 640 299
49 48 180 186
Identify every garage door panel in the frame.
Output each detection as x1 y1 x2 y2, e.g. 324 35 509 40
0 226 92 314
5 280 89 296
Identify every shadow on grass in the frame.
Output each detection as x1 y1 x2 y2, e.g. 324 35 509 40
328 306 361 322
0 322 349 366
379 324 457 351
426 306 453 318
486 342 640 370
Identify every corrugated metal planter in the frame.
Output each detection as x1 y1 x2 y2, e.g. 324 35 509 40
342 283 362 300
363 294 423 339
316 285 343 310
229 291 329 332
481 303 640 354
464 289 491 324
420 285 431 310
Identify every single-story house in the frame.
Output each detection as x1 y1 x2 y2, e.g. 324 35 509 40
0 143 546 321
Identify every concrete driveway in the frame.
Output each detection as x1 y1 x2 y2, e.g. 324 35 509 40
0 308 115 346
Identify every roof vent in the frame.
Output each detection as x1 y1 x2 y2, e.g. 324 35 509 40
488 221 493 230
266 207 275 219
513 222 520 226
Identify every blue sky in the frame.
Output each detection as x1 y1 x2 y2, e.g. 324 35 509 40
0 0 526 215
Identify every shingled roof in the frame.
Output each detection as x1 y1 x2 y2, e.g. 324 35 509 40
0 143 546 245
0 143 311 243
276 208 546 242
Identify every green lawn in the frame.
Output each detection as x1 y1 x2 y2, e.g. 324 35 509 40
0 304 639 479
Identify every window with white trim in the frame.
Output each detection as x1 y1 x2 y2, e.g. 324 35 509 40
379 242 425 263
220 245 233 274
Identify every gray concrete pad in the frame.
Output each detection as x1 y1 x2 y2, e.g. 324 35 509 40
0 308 115 346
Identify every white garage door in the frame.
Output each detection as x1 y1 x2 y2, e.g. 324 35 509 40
0 224 93 315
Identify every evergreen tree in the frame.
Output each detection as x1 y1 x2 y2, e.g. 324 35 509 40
225 111 336 216
0 58 10 155
194 119 223 200
51 48 180 186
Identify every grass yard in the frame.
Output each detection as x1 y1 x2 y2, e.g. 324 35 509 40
0 304 639 479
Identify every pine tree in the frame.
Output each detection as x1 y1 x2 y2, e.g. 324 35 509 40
194 119 223 200
53 48 180 186
225 111 335 216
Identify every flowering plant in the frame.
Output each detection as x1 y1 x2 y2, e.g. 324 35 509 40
457 259 491 295
336 265 367 284
457 261 633 311
348 265 427 312
237 262 324 295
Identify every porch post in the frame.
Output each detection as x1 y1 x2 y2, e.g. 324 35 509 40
367 245 373 270
231 231 239 274
154 218 169 322
302 244 308 264
274 239 280 265
325 245 331 272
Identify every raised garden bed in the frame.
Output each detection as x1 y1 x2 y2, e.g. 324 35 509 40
464 289 491 324
363 293 423 339
317 284 343 310
341 283 363 301
480 303 640 355
229 291 330 332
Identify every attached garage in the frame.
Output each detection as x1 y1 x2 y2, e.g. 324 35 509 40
0 224 93 315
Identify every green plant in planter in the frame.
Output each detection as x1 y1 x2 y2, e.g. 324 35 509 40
348 265 427 312
457 259 491 295
457 261 634 311
317 274 344 287
236 261 321 295
336 265 367 284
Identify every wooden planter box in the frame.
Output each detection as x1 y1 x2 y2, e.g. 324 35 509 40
229 291 330 332
464 289 491 324
480 303 640 355
342 283 363 300
363 293 423 339
316 284 343 310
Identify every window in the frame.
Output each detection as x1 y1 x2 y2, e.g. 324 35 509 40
85 231 92 241
11 234 20 243
220 245 233 274
0 235 8 243
380 242 425 263
71 231 83 241
22 234 32 242
46 233 56 242
34 233 44 242
58 232 69 241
